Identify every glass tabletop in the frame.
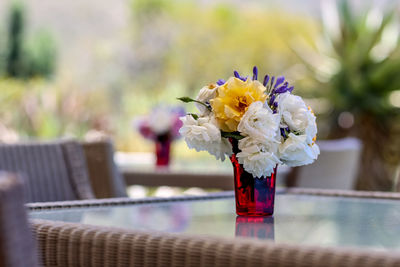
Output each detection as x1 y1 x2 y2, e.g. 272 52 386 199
30 193 400 251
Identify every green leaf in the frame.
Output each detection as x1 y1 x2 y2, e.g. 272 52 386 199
176 96 211 111
359 9 395 61
221 131 244 140
177 96 196 103
189 113 198 120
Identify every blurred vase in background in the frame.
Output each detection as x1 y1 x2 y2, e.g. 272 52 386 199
135 106 184 167
155 133 171 166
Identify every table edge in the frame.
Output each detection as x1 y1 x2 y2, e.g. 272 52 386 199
27 191 235 210
285 187 400 200
27 188 400 211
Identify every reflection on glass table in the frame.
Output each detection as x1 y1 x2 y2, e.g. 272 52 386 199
235 216 275 240
30 193 400 250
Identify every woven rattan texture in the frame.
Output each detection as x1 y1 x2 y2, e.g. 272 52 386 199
82 140 127 198
0 173 40 267
31 218 400 267
61 141 95 200
0 140 94 202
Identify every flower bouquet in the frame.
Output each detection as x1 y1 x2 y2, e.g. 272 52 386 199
178 67 319 216
135 106 184 167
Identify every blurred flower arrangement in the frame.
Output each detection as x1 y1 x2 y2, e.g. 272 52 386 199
135 106 184 166
178 67 319 178
136 106 184 141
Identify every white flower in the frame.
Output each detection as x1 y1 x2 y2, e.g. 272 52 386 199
179 115 220 142
179 115 232 161
148 108 174 134
279 133 320 167
219 137 233 159
237 101 281 142
236 137 281 178
195 85 217 115
277 93 317 143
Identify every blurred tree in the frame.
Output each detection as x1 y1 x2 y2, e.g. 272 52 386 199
293 0 400 191
25 30 57 78
5 1 26 78
4 1 57 79
0 28 6 77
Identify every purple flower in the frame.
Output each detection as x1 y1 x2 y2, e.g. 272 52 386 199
216 79 226 86
263 75 269 86
268 94 276 106
270 76 275 89
280 128 287 138
275 82 289 94
233 70 247 82
274 76 285 89
252 66 258 80
262 73 294 96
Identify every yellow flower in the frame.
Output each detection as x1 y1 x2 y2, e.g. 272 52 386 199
210 77 267 132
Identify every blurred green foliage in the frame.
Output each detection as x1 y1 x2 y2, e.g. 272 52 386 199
129 0 318 95
2 1 57 79
0 0 321 155
0 78 111 139
25 30 57 78
294 0 400 190
294 0 400 125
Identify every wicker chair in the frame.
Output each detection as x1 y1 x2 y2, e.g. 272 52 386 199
0 140 94 202
82 139 127 198
0 172 40 267
287 138 362 190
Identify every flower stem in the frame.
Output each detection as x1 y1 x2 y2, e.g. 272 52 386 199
221 131 244 140
176 97 211 111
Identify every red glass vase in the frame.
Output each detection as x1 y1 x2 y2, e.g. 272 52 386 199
229 138 277 216
155 133 171 167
